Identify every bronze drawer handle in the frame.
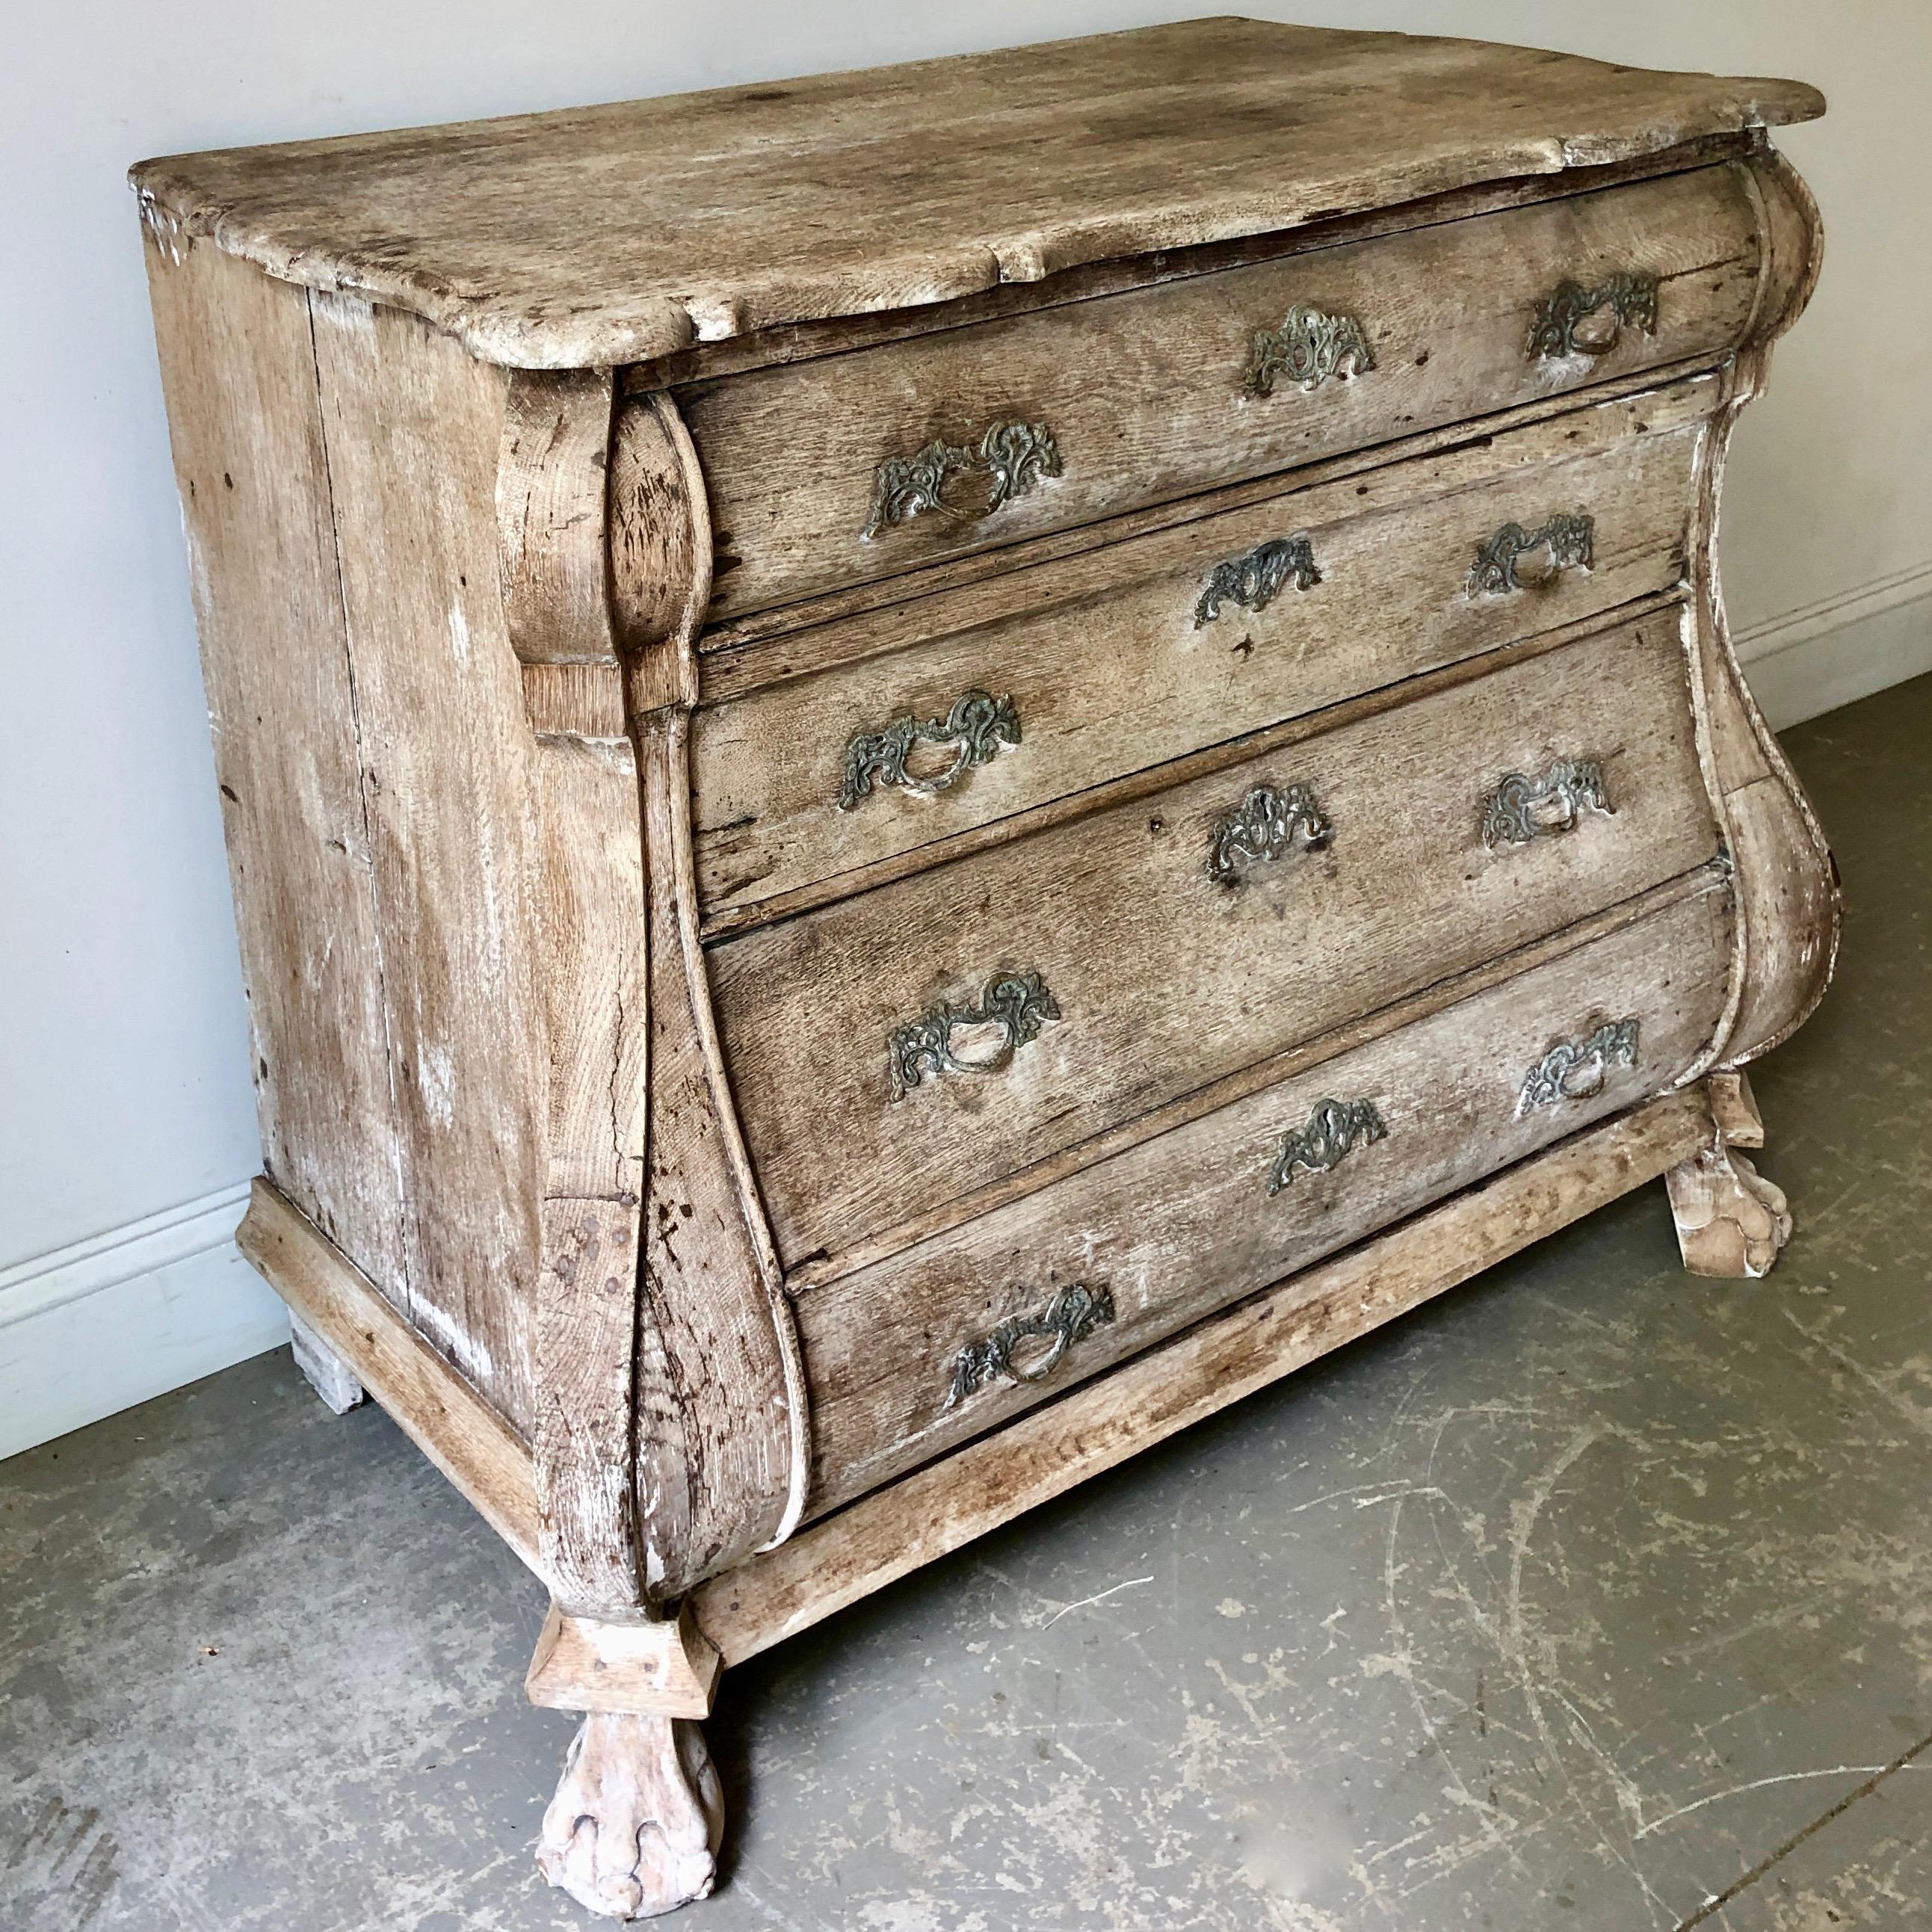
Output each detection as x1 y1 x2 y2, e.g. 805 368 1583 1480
887 969 1058 1100
1266 1097 1387 1195
1194 535 1321 626
1466 513 1594 597
1209 780 1330 883
861 421 1061 538
946 1283 1115 1408
1242 302 1375 398
839 688 1020 809
1481 757 1614 848
1528 272 1659 359
1515 1017 1641 1117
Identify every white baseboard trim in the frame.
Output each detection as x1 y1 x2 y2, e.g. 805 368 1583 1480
1736 558 1932 729
0 1182 288 1463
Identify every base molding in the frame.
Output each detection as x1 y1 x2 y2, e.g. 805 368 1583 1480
235 1180 543 1573
1740 562 1932 729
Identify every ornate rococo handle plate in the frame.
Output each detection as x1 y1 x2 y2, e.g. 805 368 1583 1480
887 969 1059 1100
1243 302 1376 398
1515 1017 1641 1117
1194 534 1321 626
839 688 1020 809
1266 1096 1388 1196
1481 756 1614 848
1209 780 1330 883
862 420 1061 538
1528 271 1659 359
945 1283 1115 1408
1466 513 1594 596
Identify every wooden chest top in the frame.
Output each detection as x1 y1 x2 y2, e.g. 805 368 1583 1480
128 16 1821 368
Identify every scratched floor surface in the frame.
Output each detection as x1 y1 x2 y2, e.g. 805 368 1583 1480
2 671 1929 1932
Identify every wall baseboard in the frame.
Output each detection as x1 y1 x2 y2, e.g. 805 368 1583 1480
0 1184 288 1462
4 569 1928 1466
1738 558 1932 729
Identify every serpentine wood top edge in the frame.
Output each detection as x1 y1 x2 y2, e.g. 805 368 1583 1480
128 17 1822 370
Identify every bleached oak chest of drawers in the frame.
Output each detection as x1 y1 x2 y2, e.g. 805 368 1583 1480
134 19 1836 1919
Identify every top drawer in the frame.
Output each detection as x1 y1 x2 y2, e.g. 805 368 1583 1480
675 164 1766 621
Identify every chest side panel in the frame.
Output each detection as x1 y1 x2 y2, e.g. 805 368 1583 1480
141 234 414 1317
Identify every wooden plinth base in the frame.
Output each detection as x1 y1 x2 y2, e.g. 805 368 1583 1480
239 1078 1791 1919
239 1076 1773 1674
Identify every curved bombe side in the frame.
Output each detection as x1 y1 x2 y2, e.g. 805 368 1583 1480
501 377 809 1620
1686 147 1840 1073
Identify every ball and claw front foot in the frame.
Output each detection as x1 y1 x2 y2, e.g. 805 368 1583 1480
1667 1141 1793 1278
537 1712 724 1920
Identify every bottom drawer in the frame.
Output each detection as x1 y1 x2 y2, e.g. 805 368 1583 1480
796 880 1735 1515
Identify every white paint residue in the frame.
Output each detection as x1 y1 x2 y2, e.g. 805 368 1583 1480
410 1294 496 1386
309 292 377 340
1216 1599 1247 1620
447 599 471 667
417 1044 455 1129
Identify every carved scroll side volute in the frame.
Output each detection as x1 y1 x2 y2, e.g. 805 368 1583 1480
611 391 813 1599
499 377 808 1615
608 394 714 712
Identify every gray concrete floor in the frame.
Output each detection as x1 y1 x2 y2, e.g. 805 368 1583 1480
4 673 1930 1932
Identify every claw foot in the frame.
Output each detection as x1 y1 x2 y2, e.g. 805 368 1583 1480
537 1712 723 1920
1667 1141 1792 1278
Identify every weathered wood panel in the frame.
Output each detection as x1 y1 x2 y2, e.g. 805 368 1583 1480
679 166 1761 617
631 716 803 1599
709 615 1721 1267
797 883 1733 1511
694 382 1714 919
527 729 649 1611
129 20 1818 369
309 292 546 1429
141 233 412 1305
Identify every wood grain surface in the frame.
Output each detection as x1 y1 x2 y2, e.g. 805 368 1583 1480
129 20 1819 368
629 715 806 1599
141 236 413 1309
797 884 1734 1512
309 291 548 1431
679 164 1761 617
692 380 1716 920
709 614 1722 1268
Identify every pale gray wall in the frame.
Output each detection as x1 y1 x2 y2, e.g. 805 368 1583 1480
2 4 1925 1443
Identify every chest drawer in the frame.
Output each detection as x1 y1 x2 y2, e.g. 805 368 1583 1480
694 378 1715 923
708 611 1718 1267
794 881 1733 1513
675 164 1763 621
